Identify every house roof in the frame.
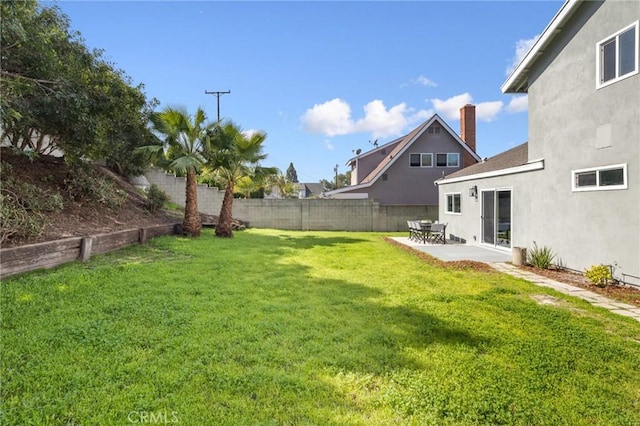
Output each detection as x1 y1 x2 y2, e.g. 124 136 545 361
327 114 481 195
502 0 583 93
441 142 529 180
302 182 325 195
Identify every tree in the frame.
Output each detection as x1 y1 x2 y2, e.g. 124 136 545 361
207 121 272 237
0 1 156 175
286 162 299 183
320 171 351 191
267 172 296 198
140 106 215 237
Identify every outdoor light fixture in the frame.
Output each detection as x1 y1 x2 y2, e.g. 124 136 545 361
469 185 478 199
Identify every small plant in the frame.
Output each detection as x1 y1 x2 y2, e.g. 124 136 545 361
64 165 127 209
1 162 63 243
145 184 170 213
585 265 613 287
527 241 556 269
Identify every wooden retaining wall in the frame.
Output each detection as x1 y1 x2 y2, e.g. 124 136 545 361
0 223 179 279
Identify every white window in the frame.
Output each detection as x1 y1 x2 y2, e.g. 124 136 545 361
597 21 638 88
572 164 627 191
436 153 460 167
446 193 461 214
409 153 433 167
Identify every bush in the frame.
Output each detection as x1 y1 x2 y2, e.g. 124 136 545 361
585 265 613 287
527 241 556 269
64 164 127 209
145 184 169 213
0 162 63 243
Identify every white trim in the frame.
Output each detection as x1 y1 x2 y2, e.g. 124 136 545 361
435 152 460 168
409 152 434 168
571 163 628 192
325 192 369 199
445 192 462 214
436 159 545 185
480 188 513 250
596 21 639 89
502 0 582 93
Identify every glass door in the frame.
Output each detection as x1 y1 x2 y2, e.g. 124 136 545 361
482 191 495 245
496 190 511 248
482 189 512 248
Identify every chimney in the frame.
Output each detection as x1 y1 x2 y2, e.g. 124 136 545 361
460 104 478 167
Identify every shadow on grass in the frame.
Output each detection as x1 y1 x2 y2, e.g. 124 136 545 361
1 229 485 424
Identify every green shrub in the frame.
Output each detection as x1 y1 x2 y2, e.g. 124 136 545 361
527 241 556 269
145 184 170 213
585 265 613 287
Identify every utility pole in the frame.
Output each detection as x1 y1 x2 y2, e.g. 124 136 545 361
204 89 231 122
334 164 339 189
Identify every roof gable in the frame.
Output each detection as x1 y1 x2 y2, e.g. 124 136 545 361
502 0 583 93
360 114 480 184
327 114 481 195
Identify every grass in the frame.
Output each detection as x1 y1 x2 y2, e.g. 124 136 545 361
1 229 640 425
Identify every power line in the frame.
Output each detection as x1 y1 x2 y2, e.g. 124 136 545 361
204 89 231 122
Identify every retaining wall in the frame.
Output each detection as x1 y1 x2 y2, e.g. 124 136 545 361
146 168 438 232
0 223 178 279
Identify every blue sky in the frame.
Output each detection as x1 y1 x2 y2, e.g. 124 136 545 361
54 0 562 183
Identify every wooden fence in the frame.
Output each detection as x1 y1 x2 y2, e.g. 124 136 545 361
0 223 179 279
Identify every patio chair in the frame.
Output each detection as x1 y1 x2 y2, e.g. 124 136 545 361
428 223 447 244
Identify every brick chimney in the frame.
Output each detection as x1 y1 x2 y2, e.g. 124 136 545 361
460 104 478 167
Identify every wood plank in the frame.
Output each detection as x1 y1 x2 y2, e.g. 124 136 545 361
0 237 82 263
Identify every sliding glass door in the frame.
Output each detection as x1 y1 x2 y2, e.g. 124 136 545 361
482 189 511 248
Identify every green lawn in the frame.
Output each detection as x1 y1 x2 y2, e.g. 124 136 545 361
2 229 639 425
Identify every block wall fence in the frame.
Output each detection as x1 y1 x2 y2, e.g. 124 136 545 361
146 168 438 232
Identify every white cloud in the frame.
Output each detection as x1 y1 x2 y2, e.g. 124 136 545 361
430 93 503 122
354 100 409 138
430 93 473 120
413 75 438 87
476 101 504 122
301 98 430 139
323 140 334 150
300 98 354 137
506 36 539 76
506 95 528 113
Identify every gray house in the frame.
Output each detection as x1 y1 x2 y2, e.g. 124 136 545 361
436 0 639 285
325 105 480 205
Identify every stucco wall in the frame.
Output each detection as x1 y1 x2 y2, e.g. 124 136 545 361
525 0 639 283
340 123 472 205
146 168 437 232
439 0 640 284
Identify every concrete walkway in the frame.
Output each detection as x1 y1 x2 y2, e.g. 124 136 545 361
391 237 640 323
491 263 640 323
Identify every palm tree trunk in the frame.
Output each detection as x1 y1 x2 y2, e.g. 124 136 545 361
183 169 201 237
216 182 234 238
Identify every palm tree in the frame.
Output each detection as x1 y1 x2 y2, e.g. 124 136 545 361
140 106 214 237
207 121 272 237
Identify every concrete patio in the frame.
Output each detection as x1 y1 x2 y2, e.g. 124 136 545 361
389 237 512 263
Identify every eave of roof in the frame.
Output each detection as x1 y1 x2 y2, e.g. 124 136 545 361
436 142 533 183
501 0 583 93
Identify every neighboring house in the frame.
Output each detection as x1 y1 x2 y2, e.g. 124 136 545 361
325 105 481 205
295 182 325 199
436 0 639 285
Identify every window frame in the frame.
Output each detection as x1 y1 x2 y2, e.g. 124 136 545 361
436 153 460 168
596 21 639 89
409 153 433 168
445 192 462 214
572 163 628 192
